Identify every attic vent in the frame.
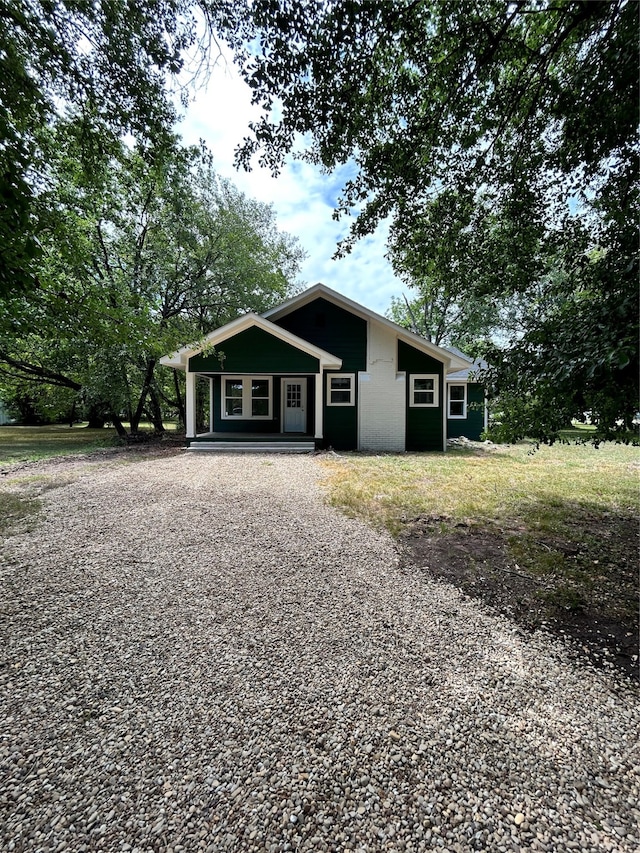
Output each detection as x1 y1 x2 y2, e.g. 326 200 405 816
315 312 326 328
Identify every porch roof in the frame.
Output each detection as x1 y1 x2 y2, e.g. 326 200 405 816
160 313 343 372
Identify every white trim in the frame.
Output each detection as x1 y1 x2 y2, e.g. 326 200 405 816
281 377 307 432
185 371 196 438
263 283 469 372
409 374 439 408
327 373 355 406
221 376 273 420
442 392 447 452
314 374 323 439
160 312 342 372
447 382 467 419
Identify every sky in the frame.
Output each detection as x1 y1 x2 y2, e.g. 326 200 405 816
176 52 406 316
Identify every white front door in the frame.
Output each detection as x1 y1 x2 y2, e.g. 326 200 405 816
282 378 307 432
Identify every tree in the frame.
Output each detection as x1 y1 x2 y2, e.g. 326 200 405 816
0 130 304 433
221 0 638 440
386 190 507 351
386 290 503 354
481 214 639 443
0 0 229 295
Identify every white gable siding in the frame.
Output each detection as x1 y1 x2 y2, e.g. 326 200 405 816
358 321 406 451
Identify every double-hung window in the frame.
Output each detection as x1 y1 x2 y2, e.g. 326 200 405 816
327 373 355 406
223 377 272 419
448 384 467 418
410 374 439 407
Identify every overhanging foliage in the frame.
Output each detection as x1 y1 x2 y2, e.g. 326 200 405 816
220 0 638 440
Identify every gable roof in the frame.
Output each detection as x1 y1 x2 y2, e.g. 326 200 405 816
444 344 474 364
264 283 470 372
160 312 343 371
446 356 489 382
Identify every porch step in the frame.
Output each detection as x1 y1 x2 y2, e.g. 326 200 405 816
187 441 315 453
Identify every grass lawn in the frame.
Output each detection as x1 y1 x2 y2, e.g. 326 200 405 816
319 439 639 534
319 439 639 677
0 422 182 465
0 424 119 465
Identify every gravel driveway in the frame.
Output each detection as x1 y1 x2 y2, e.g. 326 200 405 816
1 452 638 853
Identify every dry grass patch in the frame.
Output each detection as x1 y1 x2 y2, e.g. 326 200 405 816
320 442 638 533
319 441 640 677
0 492 42 536
0 472 77 536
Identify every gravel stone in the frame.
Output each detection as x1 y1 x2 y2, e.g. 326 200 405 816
1 452 639 852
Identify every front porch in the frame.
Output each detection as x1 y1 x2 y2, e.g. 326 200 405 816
187 372 323 444
159 310 344 451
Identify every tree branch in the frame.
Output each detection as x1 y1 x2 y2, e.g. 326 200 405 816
0 353 82 391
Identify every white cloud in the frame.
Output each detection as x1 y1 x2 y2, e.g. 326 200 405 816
176 53 406 316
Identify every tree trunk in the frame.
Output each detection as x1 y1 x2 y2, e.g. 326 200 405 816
0 351 82 391
86 403 107 429
147 386 166 434
16 394 42 425
109 410 128 438
130 358 156 433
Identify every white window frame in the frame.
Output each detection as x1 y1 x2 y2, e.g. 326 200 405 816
448 383 467 419
409 374 439 408
327 373 355 406
221 376 272 420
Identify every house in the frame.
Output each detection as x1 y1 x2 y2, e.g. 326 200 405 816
160 284 487 452
444 346 489 442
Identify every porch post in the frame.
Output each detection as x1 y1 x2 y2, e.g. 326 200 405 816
209 376 214 431
442 376 448 452
315 371 323 439
185 370 196 439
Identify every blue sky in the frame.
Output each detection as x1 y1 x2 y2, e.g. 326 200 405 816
176 52 406 315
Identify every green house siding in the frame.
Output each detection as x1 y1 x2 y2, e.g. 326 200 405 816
274 298 364 450
210 375 316 434
447 383 485 441
405 402 444 452
274 297 367 372
188 326 320 374
398 340 444 452
322 371 357 450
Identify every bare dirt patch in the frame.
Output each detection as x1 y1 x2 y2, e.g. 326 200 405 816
400 514 639 681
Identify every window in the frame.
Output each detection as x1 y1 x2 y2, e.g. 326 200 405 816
448 384 467 418
224 379 243 417
410 374 439 407
250 379 270 416
327 373 355 406
222 377 272 419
